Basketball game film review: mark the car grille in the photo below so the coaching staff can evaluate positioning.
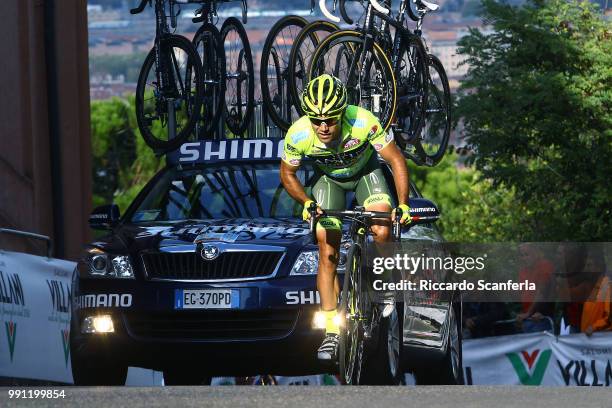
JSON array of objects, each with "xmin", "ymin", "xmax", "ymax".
[
  {"xmin": 141, "ymin": 251, "xmax": 284, "ymax": 280},
  {"xmin": 124, "ymin": 309, "xmax": 299, "ymax": 341}
]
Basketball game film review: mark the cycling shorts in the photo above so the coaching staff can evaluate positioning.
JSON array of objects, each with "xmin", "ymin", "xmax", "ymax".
[{"xmin": 311, "ymin": 154, "xmax": 393, "ymax": 231}]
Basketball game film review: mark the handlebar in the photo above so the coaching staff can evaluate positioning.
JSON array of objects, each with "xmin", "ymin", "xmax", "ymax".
[
  {"xmin": 307, "ymin": 203, "xmax": 403, "ymax": 243},
  {"xmin": 338, "ymin": 0, "xmax": 353, "ymax": 24},
  {"xmin": 319, "ymin": 0, "xmax": 341, "ymax": 23},
  {"xmin": 370, "ymin": 0, "xmax": 390, "ymax": 15},
  {"xmin": 130, "ymin": 0, "xmax": 150, "ymax": 14},
  {"xmin": 406, "ymin": 0, "xmax": 440, "ymax": 22}
]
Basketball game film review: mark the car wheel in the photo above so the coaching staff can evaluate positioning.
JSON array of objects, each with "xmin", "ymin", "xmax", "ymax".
[
  {"xmin": 360, "ymin": 305, "xmax": 403, "ymax": 385},
  {"xmin": 414, "ymin": 302, "xmax": 463, "ymax": 385},
  {"xmin": 71, "ymin": 347, "xmax": 127, "ymax": 386},
  {"xmin": 163, "ymin": 368, "xmax": 212, "ymax": 386}
]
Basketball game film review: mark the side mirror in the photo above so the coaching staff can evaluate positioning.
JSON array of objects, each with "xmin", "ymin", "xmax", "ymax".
[
  {"xmin": 408, "ymin": 197, "xmax": 440, "ymax": 225},
  {"xmin": 89, "ymin": 204, "xmax": 120, "ymax": 230}
]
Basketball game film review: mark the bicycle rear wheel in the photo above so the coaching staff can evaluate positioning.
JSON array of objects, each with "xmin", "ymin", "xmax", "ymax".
[
  {"xmin": 221, "ymin": 17, "xmax": 255, "ymax": 136},
  {"xmin": 414, "ymin": 54, "xmax": 451, "ymax": 166},
  {"xmin": 261, "ymin": 15, "xmax": 308, "ymax": 132},
  {"xmin": 393, "ymin": 34, "xmax": 428, "ymax": 151},
  {"xmin": 192, "ymin": 23, "xmax": 226, "ymax": 139},
  {"xmin": 135, "ymin": 34, "xmax": 203, "ymax": 152},
  {"xmin": 339, "ymin": 244, "xmax": 365, "ymax": 385},
  {"xmin": 288, "ymin": 20, "xmax": 338, "ymax": 117},
  {"xmin": 309, "ymin": 31, "xmax": 396, "ymax": 131}
]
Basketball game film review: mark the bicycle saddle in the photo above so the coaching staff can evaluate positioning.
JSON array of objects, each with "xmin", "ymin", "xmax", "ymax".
[{"xmin": 415, "ymin": 0, "xmax": 440, "ymax": 11}]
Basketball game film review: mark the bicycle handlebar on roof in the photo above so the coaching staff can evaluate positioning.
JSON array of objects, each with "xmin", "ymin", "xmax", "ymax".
[{"xmin": 130, "ymin": 0, "xmax": 150, "ymax": 14}]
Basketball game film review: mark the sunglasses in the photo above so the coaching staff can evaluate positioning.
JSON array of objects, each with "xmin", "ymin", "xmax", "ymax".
[{"xmin": 310, "ymin": 117, "xmax": 339, "ymax": 127}]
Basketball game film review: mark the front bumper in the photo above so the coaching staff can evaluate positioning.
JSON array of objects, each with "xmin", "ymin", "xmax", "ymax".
[{"xmin": 70, "ymin": 275, "xmax": 327, "ymax": 376}]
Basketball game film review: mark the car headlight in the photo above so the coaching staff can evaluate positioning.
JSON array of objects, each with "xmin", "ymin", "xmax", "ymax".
[
  {"xmin": 82, "ymin": 248, "xmax": 134, "ymax": 279},
  {"xmin": 289, "ymin": 249, "xmax": 347, "ymax": 276}
]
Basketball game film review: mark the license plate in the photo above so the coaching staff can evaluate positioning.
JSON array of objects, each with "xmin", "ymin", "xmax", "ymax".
[{"xmin": 174, "ymin": 289, "xmax": 239, "ymax": 309}]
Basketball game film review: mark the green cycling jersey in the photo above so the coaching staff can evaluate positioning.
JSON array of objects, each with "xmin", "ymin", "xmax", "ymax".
[{"xmin": 281, "ymin": 105, "xmax": 393, "ymax": 179}]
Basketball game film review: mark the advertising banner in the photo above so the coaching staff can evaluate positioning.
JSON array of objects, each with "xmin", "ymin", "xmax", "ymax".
[
  {"xmin": 0, "ymin": 250, "xmax": 74, "ymax": 383},
  {"xmin": 463, "ymin": 332, "xmax": 612, "ymax": 386}
]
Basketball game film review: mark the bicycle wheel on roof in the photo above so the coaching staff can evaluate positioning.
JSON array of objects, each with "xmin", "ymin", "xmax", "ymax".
[
  {"xmin": 309, "ymin": 30, "xmax": 396, "ymax": 131},
  {"xmin": 135, "ymin": 34, "xmax": 203, "ymax": 152}
]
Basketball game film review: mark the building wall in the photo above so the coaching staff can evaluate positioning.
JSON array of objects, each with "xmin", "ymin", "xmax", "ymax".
[{"xmin": 0, "ymin": 0, "xmax": 91, "ymax": 260}]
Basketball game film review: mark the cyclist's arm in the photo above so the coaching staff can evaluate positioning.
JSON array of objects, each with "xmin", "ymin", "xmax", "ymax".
[
  {"xmin": 280, "ymin": 161, "xmax": 312, "ymax": 205},
  {"xmin": 378, "ymin": 142, "xmax": 410, "ymax": 206}
]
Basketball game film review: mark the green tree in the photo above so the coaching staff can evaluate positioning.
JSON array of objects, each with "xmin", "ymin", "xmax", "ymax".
[
  {"xmin": 455, "ymin": 0, "xmax": 611, "ymax": 241},
  {"xmin": 91, "ymin": 96, "xmax": 164, "ymax": 214},
  {"xmin": 409, "ymin": 153, "xmax": 528, "ymax": 242},
  {"xmin": 91, "ymin": 98, "xmax": 136, "ymax": 207}
]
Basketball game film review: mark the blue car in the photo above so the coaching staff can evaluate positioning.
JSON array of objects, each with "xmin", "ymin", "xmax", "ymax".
[{"xmin": 70, "ymin": 138, "xmax": 462, "ymax": 385}]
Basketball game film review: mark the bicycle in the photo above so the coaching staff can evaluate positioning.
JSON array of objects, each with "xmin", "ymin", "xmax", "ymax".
[
  {"xmin": 131, "ymin": 0, "xmax": 204, "ymax": 152},
  {"xmin": 219, "ymin": 1, "xmax": 254, "ymax": 136},
  {"xmin": 260, "ymin": 15, "xmax": 310, "ymax": 132},
  {"xmin": 307, "ymin": 204, "xmax": 406, "ymax": 384},
  {"xmin": 310, "ymin": 0, "xmax": 451, "ymax": 166},
  {"xmin": 189, "ymin": 1, "xmax": 227, "ymax": 139},
  {"xmin": 287, "ymin": 20, "xmax": 340, "ymax": 118}
]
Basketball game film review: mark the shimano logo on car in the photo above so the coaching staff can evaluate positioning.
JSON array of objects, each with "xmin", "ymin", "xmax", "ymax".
[
  {"xmin": 176, "ymin": 139, "xmax": 284, "ymax": 163},
  {"xmin": 75, "ymin": 294, "xmax": 132, "ymax": 308},
  {"xmin": 411, "ymin": 207, "xmax": 437, "ymax": 213}
]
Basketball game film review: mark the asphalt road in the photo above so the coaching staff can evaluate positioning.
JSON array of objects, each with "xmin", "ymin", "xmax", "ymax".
[{"xmin": 1, "ymin": 386, "xmax": 611, "ymax": 408}]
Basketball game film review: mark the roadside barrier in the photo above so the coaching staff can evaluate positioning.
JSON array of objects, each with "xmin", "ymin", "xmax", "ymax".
[{"xmin": 1, "ymin": 247, "xmax": 609, "ymax": 385}]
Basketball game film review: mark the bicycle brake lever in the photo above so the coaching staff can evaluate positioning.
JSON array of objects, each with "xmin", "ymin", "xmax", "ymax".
[{"xmin": 393, "ymin": 207, "xmax": 402, "ymax": 240}]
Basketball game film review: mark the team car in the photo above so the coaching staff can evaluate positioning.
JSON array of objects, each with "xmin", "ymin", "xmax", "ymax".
[{"xmin": 70, "ymin": 138, "xmax": 463, "ymax": 385}]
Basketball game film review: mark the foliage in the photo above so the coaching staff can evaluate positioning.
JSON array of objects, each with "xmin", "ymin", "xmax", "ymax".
[
  {"xmin": 91, "ymin": 96, "xmax": 164, "ymax": 214},
  {"xmin": 409, "ymin": 153, "xmax": 528, "ymax": 242},
  {"xmin": 455, "ymin": 0, "xmax": 611, "ymax": 241}
]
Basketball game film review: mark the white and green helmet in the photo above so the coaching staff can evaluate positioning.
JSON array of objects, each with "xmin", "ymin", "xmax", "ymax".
[{"xmin": 301, "ymin": 74, "xmax": 348, "ymax": 119}]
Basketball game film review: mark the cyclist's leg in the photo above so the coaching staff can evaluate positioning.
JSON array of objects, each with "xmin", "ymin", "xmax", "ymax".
[
  {"xmin": 355, "ymin": 159, "xmax": 394, "ymax": 243},
  {"xmin": 312, "ymin": 174, "xmax": 345, "ymax": 324},
  {"xmin": 356, "ymin": 159, "xmax": 395, "ymax": 312}
]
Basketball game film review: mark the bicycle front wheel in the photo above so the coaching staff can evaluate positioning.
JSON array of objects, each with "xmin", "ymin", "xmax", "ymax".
[
  {"xmin": 339, "ymin": 244, "xmax": 365, "ymax": 385},
  {"xmin": 309, "ymin": 30, "xmax": 396, "ymax": 131},
  {"xmin": 135, "ymin": 35, "xmax": 203, "ymax": 152},
  {"xmin": 221, "ymin": 17, "xmax": 255, "ymax": 136}
]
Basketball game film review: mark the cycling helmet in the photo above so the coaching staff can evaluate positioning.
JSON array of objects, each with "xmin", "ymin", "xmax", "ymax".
[{"xmin": 301, "ymin": 74, "xmax": 347, "ymax": 119}]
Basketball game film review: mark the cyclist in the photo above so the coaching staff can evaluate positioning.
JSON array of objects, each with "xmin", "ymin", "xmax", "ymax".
[{"xmin": 279, "ymin": 74, "xmax": 411, "ymax": 362}]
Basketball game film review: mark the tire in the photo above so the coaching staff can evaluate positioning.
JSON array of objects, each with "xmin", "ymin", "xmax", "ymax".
[
  {"xmin": 339, "ymin": 244, "xmax": 365, "ymax": 385},
  {"xmin": 163, "ymin": 368, "xmax": 212, "ymax": 386},
  {"xmin": 393, "ymin": 34, "xmax": 429, "ymax": 153},
  {"xmin": 135, "ymin": 34, "xmax": 203, "ymax": 152},
  {"xmin": 288, "ymin": 20, "xmax": 339, "ymax": 116},
  {"xmin": 309, "ymin": 30, "xmax": 397, "ymax": 131},
  {"xmin": 220, "ymin": 17, "xmax": 255, "ymax": 136},
  {"xmin": 192, "ymin": 23, "xmax": 226, "ymax": 139},
  {"xmin": 414, "ymin": 301, "xmax": 464, "ymax": 385},
  {"xmin": 414, "ymin": 54, "xmax": 451, "ymax": 166},
  {"xmin": 70, "ymin": 344, "xmax": 127, "ymax": 385},
  {"xmin": 260, "ymin": 15, "xmax": 308, "ymax": 132},
  {"xmin": 360, "ymin": 305, "xmax": 403, "ymax": 385}
]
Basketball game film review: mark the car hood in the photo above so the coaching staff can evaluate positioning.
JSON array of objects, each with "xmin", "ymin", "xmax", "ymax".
[{"xmin": 95, "ymin": 218, "xmax": 317, "ymax": 254}]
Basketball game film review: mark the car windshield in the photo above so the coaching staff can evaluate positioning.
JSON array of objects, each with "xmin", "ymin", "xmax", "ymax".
[{"xmin": 129, "ymin": 164, "xmax": 320, "ymax": 222}]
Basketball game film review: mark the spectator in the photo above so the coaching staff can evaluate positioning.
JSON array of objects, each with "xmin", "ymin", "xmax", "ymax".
[
  {"xmin": 463, "ymin": 302, "xmax": 506, "ymax": 339},
  {"xmin": 554, "ymin": 243, "xmax": 600, "ymax": 334},
  {"xmin": 515, "ymin": 244, "xmax": 555, "ymax": 333},
  {"xmin": 581, "ymin": 247, "xmax": 611, "ymax": 336}
]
